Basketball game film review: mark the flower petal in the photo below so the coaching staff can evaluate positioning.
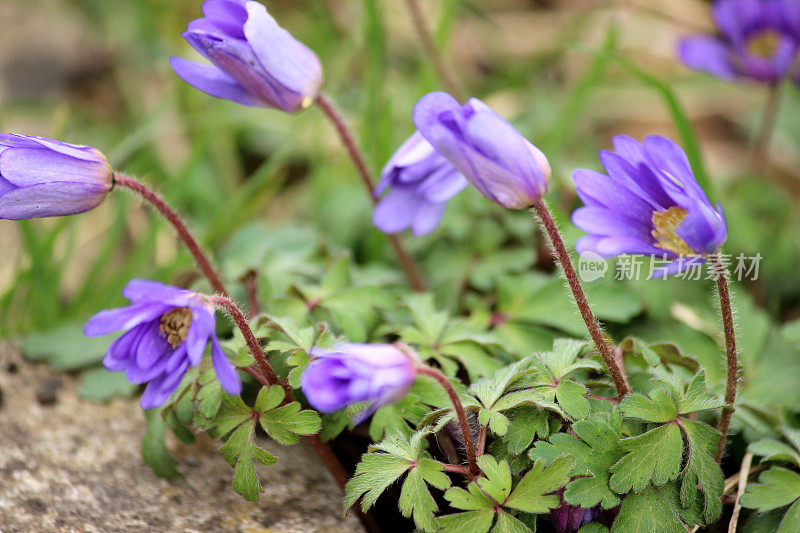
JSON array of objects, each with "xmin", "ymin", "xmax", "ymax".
[
  {"xmin": 0, "ymin": 181, "xmax": 108, "ymax": 220},
  {"xmin": 211, "ymin": 336, "xmax": 242, "ymax": 395},
  {"xmin": 170, "ymin": 56, "xmax": 262, "ymax": 107},
  {"xmin": 84, "ymin": 303, "xmax": 168, "ymax": 337},
  {"xmin": 678, "ymin": 36, "xmax": 737, "ymax": 79}
]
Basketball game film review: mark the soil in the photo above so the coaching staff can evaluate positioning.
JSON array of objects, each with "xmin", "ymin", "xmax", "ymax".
[{"xmin": 0, "ymin": 343, "xmax": 361, "ymax": 533}]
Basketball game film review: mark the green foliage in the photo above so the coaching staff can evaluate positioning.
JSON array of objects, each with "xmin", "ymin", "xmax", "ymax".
[
  {"xmin": 741, "ymin": 467, "xmax": 800, "ymax": 531},
  {"xmin": 530, "ymin": 418, "xmax": 624, "ymax": 509},
  {"xmin": 346, "ymin": 429, "xmax": 451, "ymax": 532},
  {"xmin": 439, "ymin": 455, "xmax": 573, "ymax": 532}
]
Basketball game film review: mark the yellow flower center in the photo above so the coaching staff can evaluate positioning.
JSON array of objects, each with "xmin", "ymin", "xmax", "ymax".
[
  {"xmin": 747, "ymin": 30, "xmax": 781, "ymax": 59},
  {"xmin": 651, "ymin": 207, "xmax": 693, "ymax": 256},
  {"xmin": 159, "ymin": 307, "xmax": 192, "ymax": 349}
]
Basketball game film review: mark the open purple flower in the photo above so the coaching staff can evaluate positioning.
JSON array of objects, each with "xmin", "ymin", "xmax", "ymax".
[
  {"xmin": 300, "ymin": 344, "xmax": 417, "ymax": 422},
  {"xmin": 84, "ymin": 279, "xmax": 242, "ymax": 409},
  {"xmin": 413, "ymin": 92, "xmax": 550, "ymax": 209},
  {"xmin": 171, "ymin": 0, "xmax": 322, "ymax": 111},
  {"xmin": 571, "ymin": 135, "xmax": 727, "ymax": 278},
  {"xmin": 679, "ymin": 0, "xmax": 800, "ymax": 84},
  {"xmin": 373, "ymin": 131, "xmax": 467, "ymax": 236},
  {"xmin": 0, "ymin": 134, "xmax": 112, "ymax": 220}
]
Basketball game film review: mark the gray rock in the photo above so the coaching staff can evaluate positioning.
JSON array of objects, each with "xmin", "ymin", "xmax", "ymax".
[{"xmin": 0, "ymin": 343, "xmax": 361, "ymax": 533}]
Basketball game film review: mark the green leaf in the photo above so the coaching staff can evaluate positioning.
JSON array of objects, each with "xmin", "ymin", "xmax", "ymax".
[
  {"xmin": 778, "ymin": 498, "xmax": 800, "ymax": 533},
  {"xmin": 345, "ymin": 454, "xmax": 411, "ymax": 511},
  {"xmin": 399, "ymin": 460, "xmax": 451, "ymax": 533},
  {"xmin": 555, "ymin": 380, "xmax": 590, "ymax": 420},
  {"xmin": 196, "ymin": 380, "xmax": 222, "ymax": 419},
  {"xmin": 437, "ymin": 510, "xmax": 495, "ymax": 533},
  {"xmin": 749, "ymin": 439, "xmax": 800, "ymax": 467},
  {"xmin": 503, "ymin": 407, "xmax": 550, "ymax": 455},
  {"xmin": 475, "ymin": 455, "xmax": 514, "ymax": 504},
  {"xmin": 676, "ymin": 371, "xmax": 725, "ymax": 414},
  {"xmin": 254, "ymin": 384, "xmax": 284, "ymax": 412},
  {"xmin": 77, "ymin": 366, "xmax": 137, "ymax": 401},
  {"xmin": 258, "ymin": 401, "xmax": 321, "ymax": 445},
  {"xmin": 529, "ymin": 419, "xmax": 623, "ymax": 509},
  {"xmin": 609, "ymin": 423, "xmax": 683, "ymax": 493},
  {"xmin": 741, "ymin": 467, "xmax": 800, "ymax": 512},
  {"xmin": 141, "ymin": 409, "xmax": 181, "ymax": 480},
  {"xmin": 611, "ymin": 484, "xmax": 689, "ymax": 533},
  {"xmin": 219, "ymin": 419, "xmax": 277, "ymax": 502},
  {"xmin": 679, "ymin": 419, "xmax": 723, "ymax": 523},
  {"xmin": 505, "ymin": 456, "xmax": 574, "ymax": 513},
  {"xmin": 619, "ymin": 389, "xmax": 678, "ymax": 423},
  {"xmin": 471, "ymin": 357, "xmax": 537, "ymax": 409},
  {"xmin": 493, "ymin": 511, "xmax": 533, "ymax": 533}
]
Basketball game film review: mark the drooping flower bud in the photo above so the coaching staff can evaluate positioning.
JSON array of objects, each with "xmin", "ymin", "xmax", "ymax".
[
  {"xmin": 373, "ymin": 131, "xmax": 467, "ymax": 236},
  {"xmin": 171, "ymin": 0, "xmax": 323, "ymax": 112},
  {"xmin": 300, "ymin": 343, "xmax": 417, "ymax": 422},
  {"xmin": 84, "ymin": 279, "xmax": 242, "ymax": 409},
  {"xmin": 0, "ymin": 134, "xmax": 112, "ymax": 220},
  {"xmin": 413, "ymin": 92, "xmax": 550, "ymax": 209}
]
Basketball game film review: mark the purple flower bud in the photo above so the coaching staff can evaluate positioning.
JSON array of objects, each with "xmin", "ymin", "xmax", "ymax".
[
  {"xmin": 373, "ymin": 131, "xmax": 467, "ymax": 236},
  {"xmin": 550, "ymin": 501, "xmax": 599, "ymax": 533},
  {"xmin": 0, "ymin": 134, "xmax": 112, "ymax": 220},
  {"xmin": 678, "ymin": 0, "xmax": 800, "ymax": 85},
  {"xmin": 571, "ymin": 135, "xmax": 727, "ymax": 278},
  {"xmin": 171, "ymin": 0, "xmax": 322, "ymax": 112},
  {"xmin": 84, "ymin": 279, "xmax": 242, "ymax": 409},
  {"xmin": 300, "ymin": 344, "xmax": 417, "ymax": 422},
  {"xmin": 412, "ymin": 92, "xmax": 550, "ymax": 209}
]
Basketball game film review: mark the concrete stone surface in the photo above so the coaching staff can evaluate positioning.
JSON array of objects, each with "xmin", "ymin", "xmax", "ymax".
[{"xmin": 0, "ymin": 344, "xmax": 361, "ymax": 533}]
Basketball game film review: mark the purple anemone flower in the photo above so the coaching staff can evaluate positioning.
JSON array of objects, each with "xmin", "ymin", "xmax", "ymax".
[
  {"xmin": 679, "ymin": 0, "xmax": 800, "ymax": 84},
  {"xmin": 300, "ymin": 344, "xmax": 417, "ymax": 423},
  {"xmin": 373, "ymin": 131, "xmax": 467, "ymax": 236},
  {"xmin": 84, "ymin": 279, "xmax": 242, "ymax": 409},
  {"xmin": 171, "ymin": 0, "xmax": 322, "ymax": 111},
  {"xmin": 0, "ymin": 134, "xmax": 112, "ymax": 220},
  {"xmin": 412, "ymin": 92, "xmax": 550, "ymax": 209},
  {"xmin": 571, "ymin": 135, "xmax": 727, "ymax": 278}
]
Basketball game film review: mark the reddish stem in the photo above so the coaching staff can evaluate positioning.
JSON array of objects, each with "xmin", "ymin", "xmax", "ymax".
[
  {"xmin": 241, "ymin": 269, "xmax": 260, "ymax": 315},
  {"xmin": 712, "ymin": 254, "xmax": 738, "ymax": 463},
  {"xmin": 476, "ymin": 425, "xmax": 487, "ymax": 457},
  {"xmin": 533, "ymin": 201, "xmax": 631, "ymax": 398},
  {"xmin": 442, "ymin": 463, "xmax": 472, "ymax": 475},
  {"xmin": 415, "ymin": 366, "xmax": 479, "ymax": 476},
  {"xmin": 114, "ymin": 174, "xmax": 227, "ymax": 296},
  {"xmin": 208, "ymin": 295, "xmax": 288, "ymax": 394},
  {"xmin": 315, "ymin": 92, "xmax": 427, "ymax": 292}
]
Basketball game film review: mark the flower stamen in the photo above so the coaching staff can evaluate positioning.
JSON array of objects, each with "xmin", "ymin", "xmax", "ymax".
[
  {"xmin": 652, "ymin": 206, "xmax": 693, "ymax": 256},
  {"xmin": 747, "ymin": 30, "xmax": 781, "ymax": 59},
  {"xmin": 159, "ymin": 307, "xmax": 192, "ymax": 348}
]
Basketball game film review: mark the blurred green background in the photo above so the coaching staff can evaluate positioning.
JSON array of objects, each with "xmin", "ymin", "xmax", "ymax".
[{"xmin": 3, "ymin": 0, "xmax": 800, "ymax": 412}]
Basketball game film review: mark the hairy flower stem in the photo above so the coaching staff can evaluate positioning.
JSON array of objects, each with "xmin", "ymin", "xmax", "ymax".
[
  {"xmin": 208, "ymin": 295, "xmax": 288, "ymax": 393},
  {"xmin": 415, "ymin": 365, "xmax": 480, "ymax": 476},
  {"xmin": 403, "ymin": 0, "xmax": 464, "ymax": 101},
  {"xmin": 711, "ymin": 254, "xmax": 738, "ymax": 463},
  {"xmin": 751, "ymin": 82, "xmax": 781, "ymax": 174},
  {"xmin": 532, "ymin": 201, "xmax": 631, "ymax": 398},
  {"xmin": 114, "ymin": 174, "xmax": 227, "ymax": 296},
  {"xmin": 315, "ymin": 92, "xmax": 427, "ymax": 292}
]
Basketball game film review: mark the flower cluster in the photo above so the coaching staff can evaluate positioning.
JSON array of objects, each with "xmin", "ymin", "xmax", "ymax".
[{"xmin": 85, "ymin": 279, "xmax": 242, "ymax": 409}]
